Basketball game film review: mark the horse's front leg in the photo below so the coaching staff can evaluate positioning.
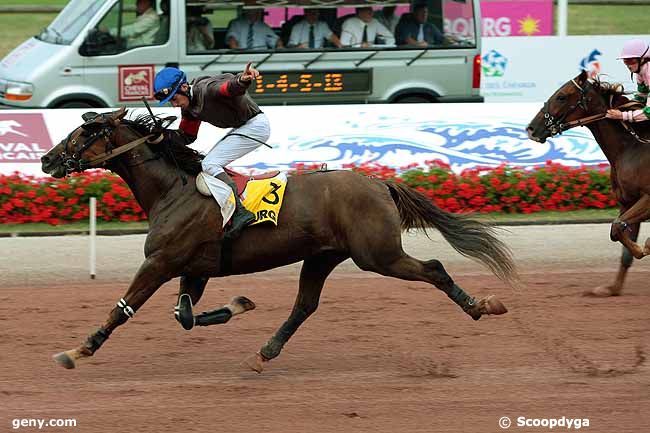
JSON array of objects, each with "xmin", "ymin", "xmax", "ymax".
[
  {"xmin": 53, "ymin": 256, "xmax": 174, "ymax": 369},
  {"xmin": 610, "ymin": 195, "xmax": 650, "ymax": 259},
  {"xmin": 175, "ymin": 276, "xmax": 256, "ymax": 331}
]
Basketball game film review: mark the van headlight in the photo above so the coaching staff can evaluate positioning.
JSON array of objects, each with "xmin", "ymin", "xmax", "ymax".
[{"xmin": 0, "ymin": 79, "xmax": 34, "ymax": 101}]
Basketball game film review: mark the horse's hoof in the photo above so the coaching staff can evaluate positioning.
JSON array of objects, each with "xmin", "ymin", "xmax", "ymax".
[
  {"xmin": 242, "ymin": 352, "xmax": 265, "ymax": 373},
  {"xmin": 174, "ymin": 293, "xmax": 195, "ymax": 331},
  {"xmin": 585, "ymin": 286, "xmax": 621, "ymax": 297},
  {"xmin": 230, "ymin": 296, "xmax": 256, "ymax": 316},
  {"xmin": 483, "ymin": 295, "xmax": 508, "ymax": 315},
  {"xmin": 643, "ymin": 238, "xmax": 650, "ymax": 256},
  {"xmin": 53, "ymin": 351, "xmax": 76, "ymax": 369},
  {"xmin": 466, "ymin": 295, "xmax": 507, "ymax": 320}
]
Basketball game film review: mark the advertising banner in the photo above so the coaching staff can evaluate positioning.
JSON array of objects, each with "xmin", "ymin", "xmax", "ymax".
[
  {"xmin": 481, "ymin": 0, "xmax": 553, "ymax": 37},
  {"xmin": 0, "ymin": 113, "xmax": 53, "ymax": 163},
  {"xmin": 0, "ymin": 103, "xmax": 606, "ymax": 177},
  {"xmin": 481, "ymin": 34, "xmax": 650, "ymax": 102}
]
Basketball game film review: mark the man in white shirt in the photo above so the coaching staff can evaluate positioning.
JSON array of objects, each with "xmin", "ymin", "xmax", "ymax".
[
  {"xmin": 289, "ymin": 9, "xmax": 342, "ymax": 49},
  {"xmin": 226, "ymin": 9, "xmax": 282, "ymax": 49},
  {"xmin": 340, "ymin": 7, "xmax": 395, "ymax": 48},
  {"xmin": 110, "ymin": 0, "xmax": 160, "ymax": 48}
]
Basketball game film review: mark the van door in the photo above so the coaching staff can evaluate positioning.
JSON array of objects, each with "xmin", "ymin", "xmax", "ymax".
[{"xmin": 79, "ymin": 0, "xmax": 177, "ymax": 107}]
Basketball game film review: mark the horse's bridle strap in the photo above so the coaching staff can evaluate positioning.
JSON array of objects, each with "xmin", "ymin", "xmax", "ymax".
[{"xmin": 85, "ymin": 134, "xmax": 156, "ymax": 168}]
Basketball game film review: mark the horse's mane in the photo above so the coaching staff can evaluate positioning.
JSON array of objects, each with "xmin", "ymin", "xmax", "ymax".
[
  {"xmin": 590, "ymin": 76, "xmax": 629, "ymax": 106},
  {"xmin": 589, "ymin": 77, "xmax": 650, "ymax": 137},
  {"xmin": 121, "ymin": 114, "xmax": 204, "ymax": 175}
]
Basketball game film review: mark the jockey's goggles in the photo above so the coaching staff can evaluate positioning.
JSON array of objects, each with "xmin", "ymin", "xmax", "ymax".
[{"xmin": 154, "ymin": 74, "xmax": 187, "ymax": 104}]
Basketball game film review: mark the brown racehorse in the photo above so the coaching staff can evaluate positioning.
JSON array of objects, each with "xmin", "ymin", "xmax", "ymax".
[
  {"xmin": 41, "ymin": 108, "xmax": 516, "ymax": 372},
  {"xmin": 527, "ymin": 70, "xmax": 650, "ymax": 297}
]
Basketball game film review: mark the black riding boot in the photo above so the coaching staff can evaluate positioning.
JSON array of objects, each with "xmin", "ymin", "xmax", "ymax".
[{"xmin": 215, "ymin": 172, "xmax": 255, "ymax": 240}]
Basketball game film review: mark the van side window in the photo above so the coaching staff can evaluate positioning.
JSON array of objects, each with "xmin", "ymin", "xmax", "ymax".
[{"xmin": 82, "ymin": 0, "xmax": 169, "ymax": 56}]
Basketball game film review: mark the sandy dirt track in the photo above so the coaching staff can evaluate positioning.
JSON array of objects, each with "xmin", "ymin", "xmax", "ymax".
[{"xmin": 0, "ymin": 224, "xmax": 649, "ymax": 433}]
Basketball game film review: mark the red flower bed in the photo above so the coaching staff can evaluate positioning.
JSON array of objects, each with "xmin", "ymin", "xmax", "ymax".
[{"xmin": 0, "ymin": 161, "xmax": 616, "ymax": 225}]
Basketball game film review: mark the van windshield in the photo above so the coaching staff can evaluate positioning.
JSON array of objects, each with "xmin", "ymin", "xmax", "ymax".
[{"xmin": 37, "ymin": 0, "xmax": 109, "ymax": 45}]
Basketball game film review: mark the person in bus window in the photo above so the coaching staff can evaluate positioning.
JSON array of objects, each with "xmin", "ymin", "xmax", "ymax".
[
  {"xmin": 375, "ymin": 6, "xmax": 400, "ymax": 34},
  {"xmin": 187, "ymin": 6, "xmax": 214, "ymax": 52},
  {"xmin": 105, "ymin": 0, "xmax": 160, "ymax": 48},
  {"xmin": 396, "ymin": 4, "xmax": 444, "ymax": 47},
  {"xmin": 288, "ymin": 9, "xmax": 342, "ymax": 49},
  {"xmin": 226, "ymin": 9, "xmax": 282, "ymax": 49},
  {"xmin": 340, "ymin": 7, "xmax": 395, "ymax": 48},
  {"xmin": 606, "ymin": 39, "xmax": 650, "ymax": 123}
]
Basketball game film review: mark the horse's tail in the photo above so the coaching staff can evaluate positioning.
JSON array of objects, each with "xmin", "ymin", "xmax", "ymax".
[{"xmin": 384, "ymin": 181, "xmax": 517, "ymax": 285}]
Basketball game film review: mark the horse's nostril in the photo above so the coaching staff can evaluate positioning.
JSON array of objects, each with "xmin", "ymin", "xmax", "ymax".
[{"xmin": 41, "ymin": 155, "xmax": 50, "ymax": 164}]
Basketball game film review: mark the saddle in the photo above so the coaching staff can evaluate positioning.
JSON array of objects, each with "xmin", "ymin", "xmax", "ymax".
[{"xmin": 224, "ymin": 167, "xmax": 280, "ymax": 197}]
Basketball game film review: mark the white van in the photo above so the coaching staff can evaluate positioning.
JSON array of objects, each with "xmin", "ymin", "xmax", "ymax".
[{"xmin": 0, "ymin": 0, "xmax": 483, "ymax": 108}]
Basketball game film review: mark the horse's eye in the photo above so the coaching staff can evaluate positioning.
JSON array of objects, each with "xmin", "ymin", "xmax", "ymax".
[{"xmin": 557, "ymin": 95, "xmax": 567, "ymax": 102}]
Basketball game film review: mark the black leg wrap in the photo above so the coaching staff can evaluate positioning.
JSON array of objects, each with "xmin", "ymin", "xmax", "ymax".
[
  {"xmin": 194, "ymin": 307, "xmax": 232, "ymax": 326},
  {"xmin": 622, "ymin": 246, "xmax": 634, "ymax": 267},
  {"xmin": 447, "ymin": 284, "xmax": 477, "ymax": 313},
  {"xmin": 260, "ymin": 337, "xmax": 283, "ymax": 360},
  {"xmin": 174, "ymin": 293, "xmax": 195, "ymax": 331},
  {"xmin": 83, "ymin": 327, "xmax": 111, "ymax": 355}
]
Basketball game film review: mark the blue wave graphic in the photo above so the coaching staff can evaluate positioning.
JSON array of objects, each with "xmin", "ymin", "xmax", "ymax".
[{"xmin": 238, "ymin": 119, "xmax": 607, "ymax": 173}]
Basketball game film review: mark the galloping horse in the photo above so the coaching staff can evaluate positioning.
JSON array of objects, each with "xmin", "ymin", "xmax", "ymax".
[
  {"xmin": 42, "ymin": 108, "xmax": 516, "ymax": 372},
  {"xmin": 527, "ymin": 70, "xmax": 650, "ymax": 296}
]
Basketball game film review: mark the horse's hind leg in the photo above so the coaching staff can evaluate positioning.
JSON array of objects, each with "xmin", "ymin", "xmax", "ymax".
[
  {"xmin": 244, "ymin": 251, "xmax": 347, "ymax": 373},
  {"xmin": 175, "ymin": 276, "xmax": 256, "ymax": 331},
  {"xmin": 355, "ymin": 251, "xmax": 506, "ymax": 320}
]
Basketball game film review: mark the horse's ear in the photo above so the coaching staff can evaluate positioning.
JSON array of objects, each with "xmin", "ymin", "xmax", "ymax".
[
  {"xmin": 112, "ymin": 106, "xmax": 128, "ymax": 121},
  {"xmin": 577, "ymin": 69, "xmax": 588, "ymax": 83},
  {"xmin": 81, "ymin": 111, "xmax": 99, "ymax": 122}
]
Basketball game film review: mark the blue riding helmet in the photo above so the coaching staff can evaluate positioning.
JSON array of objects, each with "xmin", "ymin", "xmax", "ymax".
[{"xmin": 153, "ymin": 67, "xmax": 188, "ymax": 105}]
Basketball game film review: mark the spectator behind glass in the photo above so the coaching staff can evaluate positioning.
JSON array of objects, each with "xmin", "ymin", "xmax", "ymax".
[
  {"xmin": 226, "ymin": 9, "xmax": 282, "ymax": 49},
  {"xmin": 396, "ymin": 4, "xmax": 444, "ymax": 47},
  {"xmin": 103, "ymin": 0, "xmax": 160, "ymax": 48},
  {"xmin": 289, "ymin": 9, "xmax": 342, "ymax": 49},
  {"xmin": 340, "ymin": 7, "xmax": 395, "ymax": 48},
  {"xmin": 375, "ymin": 6, "xmax": 400, "ymax": 33},
  {"xmin": 187, "ymin": 6, "xmax": 214, "ymax": 52}
]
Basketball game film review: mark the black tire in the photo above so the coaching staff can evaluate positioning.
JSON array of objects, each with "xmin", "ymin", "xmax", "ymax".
[
  {"xmin": 56, "ymin": 100, "xmax": 96, "ymax": 109},
  {"xmin": 393, "ymin": 95, "xmax": 434, "ymax": 103}
]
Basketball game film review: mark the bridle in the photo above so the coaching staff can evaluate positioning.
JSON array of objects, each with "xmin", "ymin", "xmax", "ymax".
[
  {"xmin": 541, "ymin": 78, "xmax": 647, "ymax": 140},
  {"xmin": 60, "ymin": 114, "xmax": 157, "ymax": 174},
  {"xmin": 541, "ymin": 79, "xmax": 594, "ymax": 135}
]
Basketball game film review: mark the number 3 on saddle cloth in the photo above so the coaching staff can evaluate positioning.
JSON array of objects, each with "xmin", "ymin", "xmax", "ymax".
[{"xmin": 196, "ymin": 168, "xmax": 287, "ymax": 228}]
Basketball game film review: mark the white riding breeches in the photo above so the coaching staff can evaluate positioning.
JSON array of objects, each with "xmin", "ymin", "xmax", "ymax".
[{"xmin": 201, "ymin": 113, "xmax": 270, "ymax": 176}]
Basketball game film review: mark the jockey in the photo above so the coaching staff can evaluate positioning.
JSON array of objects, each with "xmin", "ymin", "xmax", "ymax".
[
  {"xmin": 606, "ymin": 39, "xmax": 650, "ymax": 123},
  {"xmin": 153, "ymin": 64, "xmax": 269, "ymax": 240}
]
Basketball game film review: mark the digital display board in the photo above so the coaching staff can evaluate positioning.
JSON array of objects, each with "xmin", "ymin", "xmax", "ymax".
[{"xmin": 251, "ymin": 70, "xmax": 371, "ymax": 95}]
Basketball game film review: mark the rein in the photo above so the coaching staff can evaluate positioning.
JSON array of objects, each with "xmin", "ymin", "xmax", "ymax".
[{"xmin": 544, "ymin": 79, "xmax": 650, "ymax": 143}]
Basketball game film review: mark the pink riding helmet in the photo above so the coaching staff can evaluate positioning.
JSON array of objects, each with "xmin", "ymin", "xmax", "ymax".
[{"xmin": 617, "ymin": 39, "xmax": 650, "ymax": 59}]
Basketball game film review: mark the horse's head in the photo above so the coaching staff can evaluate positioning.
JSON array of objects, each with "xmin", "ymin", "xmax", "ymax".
[
  {"xmin": 41, "ymin": 107, "xmax": 128, "ymax": 178},
  {"xmin": 527, "ymin": 70, "xmax": 609, "ymax": 143}
]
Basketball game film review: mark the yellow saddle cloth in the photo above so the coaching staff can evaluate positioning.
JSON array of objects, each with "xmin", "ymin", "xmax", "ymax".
[{"xmin": 240, "ymin": 172, "xmax": 288, "ymax": 226}]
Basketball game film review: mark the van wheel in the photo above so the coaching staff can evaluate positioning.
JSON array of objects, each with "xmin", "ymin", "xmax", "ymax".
[
  {"xmin": 393, "ymin": 95, "xmax": 435, "ymax": 103},
  {"xmin": 56, "ymin": 101, "xmax": 96, "ymax": 108}
]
